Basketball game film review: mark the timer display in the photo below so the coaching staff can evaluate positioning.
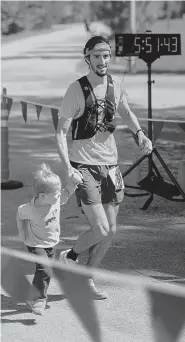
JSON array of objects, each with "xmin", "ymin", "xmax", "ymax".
[{"xmin": 115, "ymin": 33, "xmax": 181, "ymax": 58}]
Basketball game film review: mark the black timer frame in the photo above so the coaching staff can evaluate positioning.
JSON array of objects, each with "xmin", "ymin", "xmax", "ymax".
[{"xmin": 115, "ymin": 32, "xmax": 185, "ymax": 210}]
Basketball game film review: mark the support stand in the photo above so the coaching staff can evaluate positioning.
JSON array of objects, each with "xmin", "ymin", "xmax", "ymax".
[
  {"xmin": 1, "ymin": 88, "xmax": 23, "ymax": 190},
  {"xmin": 122, "ymin": 58, "xmax": 185, "ymax": 209}
]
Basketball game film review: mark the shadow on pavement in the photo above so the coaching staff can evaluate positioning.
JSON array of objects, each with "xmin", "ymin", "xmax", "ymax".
[
  {"xmin": 1, "ymin": 294, "xmax": 20, "ymax": 310},
  {"xmin": 1, "ymin": 293, "xmax": 66, "ymax": 320},
  {"xmin": 1, "ymin": 294, "xmax": 36, "ymax": 325},
  {"xmin": 1, "ymin": 317, "xmax": 37, "ymax": 326},
  {"xmin": 78, "ymin": 238, "xmax": 185, "ymax": 280},
  {"xmin": 101, "ymin": 243, "xmax": 185, "ymax": 277},
  {"xmin": 47, "ymin": 294, "xmax": 66, "ymax": 302}
]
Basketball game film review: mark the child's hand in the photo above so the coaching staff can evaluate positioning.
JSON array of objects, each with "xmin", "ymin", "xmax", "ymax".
[
  {"xmin": 60, "ymin": 182, "xmax": 78, "ymax": 205},
  {"xmin": 65, "ymin": 182, "xmax": 77, "ymax": 195}
]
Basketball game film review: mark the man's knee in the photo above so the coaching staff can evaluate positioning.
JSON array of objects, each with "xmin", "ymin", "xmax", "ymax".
[
  {"xmin": 94, "ymin": 222, "xmax": 110, "ymax": 239},
  {"xmin": 109, "ymin": 225, "xmax": 117, "ymax": 236}
]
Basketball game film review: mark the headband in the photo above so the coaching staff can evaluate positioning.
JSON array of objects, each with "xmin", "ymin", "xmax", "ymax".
[{"xmin": 85, "ymin": 42, "xmax": 111, "ymax": 57}]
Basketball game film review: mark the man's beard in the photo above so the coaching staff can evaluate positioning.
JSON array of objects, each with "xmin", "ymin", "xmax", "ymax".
[{"xmin": 91, "ymin": 63, "xmax": 108, "ymax": 77}]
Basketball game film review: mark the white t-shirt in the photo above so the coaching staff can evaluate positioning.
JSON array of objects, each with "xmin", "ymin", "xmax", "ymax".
[
  {"xmin": 17, "ymin": 197, "xmax": 61, "ymax": 248},
  {"xmin": 59, "ymin": 74, "xmax": 129, "ymax": 165}
]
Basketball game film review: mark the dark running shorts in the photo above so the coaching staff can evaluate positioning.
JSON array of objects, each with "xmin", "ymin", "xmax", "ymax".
[{"xmin": 70, "ymin": 161, "xmax": 124, "ymax": 206}]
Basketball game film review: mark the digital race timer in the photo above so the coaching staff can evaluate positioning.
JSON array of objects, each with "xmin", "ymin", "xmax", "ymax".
[{"xmin": 115, "ymin": 33, "xmax": 181, "ymax": 62}]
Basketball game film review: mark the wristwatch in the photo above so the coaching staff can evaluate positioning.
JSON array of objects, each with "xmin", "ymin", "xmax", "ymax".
[{"xmin": 136, "ymin": 129, "xmax": 145, "ymax": 136}]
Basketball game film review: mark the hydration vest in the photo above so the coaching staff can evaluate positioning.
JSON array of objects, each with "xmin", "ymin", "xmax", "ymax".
[{"xmin": 72, "ymin": 74, "xmax": 116, "ymax": 140}]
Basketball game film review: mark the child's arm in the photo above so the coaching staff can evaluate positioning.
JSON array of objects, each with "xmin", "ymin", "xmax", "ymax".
[
  {"xmin": 60, "ymin": 178, "xmax": 79, "ymax": 205},
  {"xmin": 16, "ymin": 212, "xmax": 27, "ymax": 242},
  {"xmin": 16, "ymin": 203, "xmax": 30, "ymax": 242}
]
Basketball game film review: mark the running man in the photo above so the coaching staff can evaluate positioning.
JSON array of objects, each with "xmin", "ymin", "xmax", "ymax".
[{"xmin": 56, "ymin": 35, "xmax": 152, "ymax": 299}]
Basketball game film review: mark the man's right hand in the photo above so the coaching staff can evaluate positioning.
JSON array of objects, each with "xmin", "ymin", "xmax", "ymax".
[{"xmin": 69, "ymin": 168, "xmax": 83, "ymax": 186}]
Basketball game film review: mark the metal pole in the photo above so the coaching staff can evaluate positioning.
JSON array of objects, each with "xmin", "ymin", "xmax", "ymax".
[
  {"xmin": 130, "ymin": 0, "xmax": 136, "ymax": 33},
  {"xmin": 147, "ymin": 62, "xmax": 153, "ymax": 175},
  {"xmin": 129, "ymin": 0, "xmax": 136, "ymax": 73},
  {"xmin": 1, "ymin": 88, "xmax": 9, "ymax": 182},
  {"xmin": 166, "ymin": 1, "xmax": 171, "ymax": 32}
]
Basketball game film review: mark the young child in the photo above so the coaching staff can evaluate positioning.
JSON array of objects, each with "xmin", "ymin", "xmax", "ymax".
[{"xmin": 16, "ymin": 163, "xmax": 81, "ymax": 316}]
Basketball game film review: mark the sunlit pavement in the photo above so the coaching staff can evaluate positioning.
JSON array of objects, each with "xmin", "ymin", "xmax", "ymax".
[{"xmin": 0, "ymin": 280, "xmax": 168, "ymax": 342}]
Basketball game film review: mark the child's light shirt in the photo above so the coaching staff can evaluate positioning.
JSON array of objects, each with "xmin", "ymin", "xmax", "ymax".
[{"xmin": 17, "ymin": 190, "xmax": 69, "ymax": 248}]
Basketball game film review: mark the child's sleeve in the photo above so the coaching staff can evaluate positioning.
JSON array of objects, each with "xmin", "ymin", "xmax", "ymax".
[{"xmin": 16, "ymin": 203, "xmax": 31, "ymax": 242}]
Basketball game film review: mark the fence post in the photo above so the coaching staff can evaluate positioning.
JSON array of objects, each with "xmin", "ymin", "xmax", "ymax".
[
  {"xmin": 1, "ymin": 88, "xmax": 23, "ymax": 190},
  {"xmin": 177, "ymin": 160, "xmax": 185, "ymax": 192}
]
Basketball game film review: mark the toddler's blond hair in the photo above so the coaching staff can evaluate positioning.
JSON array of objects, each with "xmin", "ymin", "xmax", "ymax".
[{"xmin": 33, "ymin": 163, "xmax": 61, "ymax": 195}]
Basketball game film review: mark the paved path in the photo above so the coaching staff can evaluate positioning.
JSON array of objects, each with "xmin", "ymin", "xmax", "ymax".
[
  {"xmin": 0, "ymin": 279, "xmax": 160, "ymax": 342},
  {"xmin": 1, "ymin": 23, "xmax": 87, "ymax": 58}
]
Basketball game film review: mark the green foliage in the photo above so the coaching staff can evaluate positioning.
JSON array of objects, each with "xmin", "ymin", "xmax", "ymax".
[
  {"xmin": 1, "ymin": 1, "xmax": 90, "ymax": 35},
  {"xmin": 90, "ymin": 1, "xmax": 130, "ymax": 33},
  {"xmin": 89, "ymin": 1, "xmax": 185, "ymax": 35},
  {"xmin": 1, "ymin": 1, "xmax": 185, "ymax": 36},
  {"xmin": 1, "ymin": 1, "xmax": 53, "ymax": 34},
  {"xmin": 160, "ymin": 1, "xmax": 185, "ymax": 19}
]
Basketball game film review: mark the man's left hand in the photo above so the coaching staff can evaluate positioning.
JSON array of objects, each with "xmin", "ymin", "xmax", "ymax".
[{"xmin": 137, "ymin": 131, "xmax": 153, "ymax": 155}]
